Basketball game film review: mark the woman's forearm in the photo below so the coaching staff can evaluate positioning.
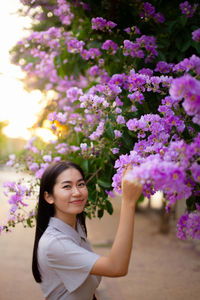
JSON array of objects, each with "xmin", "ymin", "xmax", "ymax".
[
  {"xmin": 91, "ymin": 200, "xmax": 136, "ymax": 277},
  {"xmin": 91, "ymin": 166, "xmax": 142, "ymax": 277},
  {"xmin": 108, "ymin": 200, "xmax": 136, "ymax": 276}
]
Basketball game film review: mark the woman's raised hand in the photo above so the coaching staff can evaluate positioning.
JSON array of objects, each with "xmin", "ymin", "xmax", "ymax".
[
  {"xmin": 91, "ymin": 164, "xmax": 143, "ymax": 278},
  {"xmin": 121, "ymin": 165, "xmax": 143, "ymax": 206}
]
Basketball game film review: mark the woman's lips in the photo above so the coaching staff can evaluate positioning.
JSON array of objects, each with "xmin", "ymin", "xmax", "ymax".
[{"xmin": 70, "ymin": 199, "xmax": 84, "ymax": 204}]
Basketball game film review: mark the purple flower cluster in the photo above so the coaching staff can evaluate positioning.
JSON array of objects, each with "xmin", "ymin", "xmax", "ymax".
[
  {"xmin": 192, "ymin": 28, "xmax": 200, "ymax": 42},
  {"xmin": 67, "ymin": 38, "xmax": 85, "ymax": 53},
  {"xmin": 25, "ymin": 27, "xmax": 62, "ymax": 50},
  {"xmin": 79, "ymin": 93, "xmax": 108, "ymax": 110},
  {"xmin": 116, "ymin": 115, "xmax": 126, "ymax": 124},
  {"xmin": 27, "ymin": 154, "xmax": 61, "ymax": 179},
  {"xmin": 112, "ymin": 148, "xmax": 119, "ymax": 154},
  {"xmin": 123, "ymin": 39, "xmax": 144, "ymax": 59},
  {"xmin": 3, "ymin": 181, "xmax": 31, "ymax": 214},
  {"xmin": 91, "ymin": 17, "xmax": 117, "ymax": 31},
  {"xmin": 128, "ymin": 91, "xmax": 144, "ymax": 104},
  {"xmin": 173, "ymin": 54, "xmax": 200, "ymax": 74},
  {"xmin": 109, "ymin": 74, "xmax": 126, "ymax": 86},
  {"xmin": 89, "ymin": 121, "xmax": 105, "ymax": 140},
  {"xmin": 35, "ymin": 163, "xmax": 50, "ymax": 179},
  {"xmin": 123, "ymin": 35, "xmax": 158, "ymax": 63},
  {"xmin": 66, "ymin": 87, "xmax": 83, "ymax": 102},
  {"xmin": 190, "ymin": 162, "xmax": 200, "ymax": 184},
  {"xmin": 124, "ymin": 26, "xmax": 141, "ymax": 35},
  {"xmin": 81, "ymin": 48, "xmax": 102, "ymax": 60},
  {"xmin": 112, "ymin": 87, "xmax": 199, "ymax": 209},
  {"xmin": 89, "ymin": 65, "xmax": 99, "ymax": 77},
  {"xmin": 155, "ymin": 61, "xmax": 174, "ymax": 74},
  {"xmin": 80, "ymin": 142, "xmax": 87, "ymax": 151},
  {"xmin": 6, "ymin": 154, "xmax": 16, "ymax": 167},
  {"xmin": 102, "ymin": 40, "xmax": 118, "ymax": 55},
  {"xmin": 54, "ymin": 0, "xmax": 74, "ymax": 25},
  {"xmin": 43, "ymin": 155, "xmax": 52, "ymax": 163},
  {"xmin": 177, "ymin": 204, "xmax": 200, "ymax": 240},
  {"xmin": 125, "ymin": 69, "xmax": 173, "ymax": 94},
  {"xmin": 114, "ymin": 130, "xmax": 122, "ymax": 138},
  {"xmin": 28, "ymin": 162, "xmax": 39, "ymax": 172},
  {"xmin": 68, "ymin": 113, "xmax": 82, "ymax": 125},
  {"xmin": 169, "ymin": 74, "xmax": 200, "ymax": 124},
  {"xmin": 179, "ymin": 1, "xmax": 198, "ymax": 18},
  {"xmin": 112, "ymin": 143, "xmax": 196, "ymax": 207},
  {"xmin": 55, "ymin": 142, "xmax": 68, "ymax": 154},
  {"xmin": 72, "ymin": 0, "xmax": 91, "ymax": 11},
  {"xmin": 48, "ymin": 111, "xmax": 67, "ymax": 124},
  {"xmin": 140, "ymin": 2, "xmax": 165, "ymax": 23},
  {"xmin": 24, "ymin": 137, "xmax": 39, "ymax": 154},
  {"xmin": 17, "ymin": 26, "xmax": 89, "ymax": 100},
  {"xmin": 139, "ymin": 68, "xmax": 153, "ymax": 76}
]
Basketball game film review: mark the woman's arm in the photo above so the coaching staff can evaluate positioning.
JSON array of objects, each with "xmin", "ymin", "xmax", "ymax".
[{"xmin": 90, "ymin": 166, "xmax": 143, "ymax": 277}]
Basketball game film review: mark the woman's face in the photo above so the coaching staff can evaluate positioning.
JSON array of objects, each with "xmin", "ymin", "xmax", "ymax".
[{"xmin": 45, "ymin": 167, "xmax": 88, "ymax": 224}]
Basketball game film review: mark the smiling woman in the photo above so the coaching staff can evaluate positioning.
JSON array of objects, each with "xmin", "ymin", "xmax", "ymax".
[
  {"xmin": 44, "ymin": 167, "xmax": 88, "ymax": 227},
  {"xmin": 32, "ymin": 160, "xmax": 143, "ymax": 300}
]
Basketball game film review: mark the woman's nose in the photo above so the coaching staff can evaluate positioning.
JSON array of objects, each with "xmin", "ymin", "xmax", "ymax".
[{"xmin": 72, "ymin": 186, "xmax": 81, "ymax": 195}]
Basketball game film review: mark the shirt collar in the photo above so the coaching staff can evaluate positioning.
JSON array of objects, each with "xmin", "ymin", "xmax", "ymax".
[{"xmin": 49, "ymin": 217, "xmax": 86, "ymax": 243}]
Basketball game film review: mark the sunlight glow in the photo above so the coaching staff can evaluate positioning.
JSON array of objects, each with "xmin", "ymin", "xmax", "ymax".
[
  {"xmin": 0, "ymin": 0, "xmax": 50, "ymax": 141},
  {"xmin": 1, "ymin": 75, "xmax": 44, "ymax": 140},
  {"xmin": 34, "ymin": 128, "xmax": 58, "ymax": 143}
]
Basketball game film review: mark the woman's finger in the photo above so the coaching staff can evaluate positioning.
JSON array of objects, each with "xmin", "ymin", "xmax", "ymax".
[{"xmin": 122, "ymin": 164, "xmax": 132, "ymax": 178}]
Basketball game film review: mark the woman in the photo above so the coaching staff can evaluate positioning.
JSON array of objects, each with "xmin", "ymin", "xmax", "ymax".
[{"xmin": 32, "ymin": 161, "xmax": 143, "ymax": 300}]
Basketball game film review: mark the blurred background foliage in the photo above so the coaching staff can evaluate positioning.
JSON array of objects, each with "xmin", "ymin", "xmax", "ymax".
[{"xmin": 8, "ymin": 0, "xmax": 200, "ymax": 219}]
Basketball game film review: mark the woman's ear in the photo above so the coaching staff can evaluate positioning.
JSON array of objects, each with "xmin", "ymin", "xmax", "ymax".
[{"xmin": 44, "ymin": 191, "xmax": 54, "ymax": 204}]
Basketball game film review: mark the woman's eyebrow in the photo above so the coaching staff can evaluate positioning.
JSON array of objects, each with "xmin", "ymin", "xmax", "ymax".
[{"xmin": 61, "ymin": 178, "xmax": 84, "ymax": 184}]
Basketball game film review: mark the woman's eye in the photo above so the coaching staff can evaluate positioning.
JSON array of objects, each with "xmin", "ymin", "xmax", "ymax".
[
  {"xmin": 78, "ymin": 182, "xmax": 86, "ymax": 187},
  {"xmin": 63, "ymin": 185, "xmax": 71, "ymax": 189}
]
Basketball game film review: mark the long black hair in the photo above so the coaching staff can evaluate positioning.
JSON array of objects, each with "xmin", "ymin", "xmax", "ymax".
[{"xmin": 32, "ymin": 161, "xmax": 87, "ymax": 283}]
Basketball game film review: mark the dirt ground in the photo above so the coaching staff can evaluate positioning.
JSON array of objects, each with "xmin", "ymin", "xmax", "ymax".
[
  {"xmin": 0, "ymin": 204, "xmax": 200, "ymax": 300},
  {"xmin": 87, "ymin": 200, "xmax": 200, "ymax": 300},
  {"xmin": 0, "ymin": 167, "xmax": 200, "ymax": 300}
]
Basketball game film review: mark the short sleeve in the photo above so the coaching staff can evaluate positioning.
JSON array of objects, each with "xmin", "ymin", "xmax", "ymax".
[{"xmin": 46, "ymin": 237, "xmax": 99, "ymax": 293}]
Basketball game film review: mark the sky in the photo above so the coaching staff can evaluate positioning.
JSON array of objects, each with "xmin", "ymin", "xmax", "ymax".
[{"xmin": 0, "ymin": 0, "xmax": 55, "ymax": 141}]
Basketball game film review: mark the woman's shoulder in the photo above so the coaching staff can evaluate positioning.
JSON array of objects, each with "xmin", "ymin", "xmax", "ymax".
[
  {"xmin": 40, "ymin": 224, "xmax": 80, "ymax": 251},
  {"xmin": 38, "ymin": 230, "xmax": 67, "ymax": 260}
]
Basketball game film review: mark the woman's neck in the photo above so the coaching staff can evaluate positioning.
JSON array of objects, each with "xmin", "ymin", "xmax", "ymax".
[{"xmin": 54, "ymin": 213, "xmax": 77, "ymax": 229}]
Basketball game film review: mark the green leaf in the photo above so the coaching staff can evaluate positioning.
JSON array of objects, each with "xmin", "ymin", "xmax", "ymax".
[
  {"xmin": 73, "ymin": 100, "xmax": 80, "ymax": 106},
  {"xmin": 98, "ymin": 209, "xmax": 104, "ymax": 218},
  {"xmin": 186, "ymin": 196, "xmax": 197, "ymax": 212},
  {"xmin": 157, "ymin": 51, "xmax": 166, "ymax": 61},
  {"xmin": 82, "ymin": 160, "xmax": 89, "ymax": 173},
  {"xmin": 57, "ymin": 67, "xmax": 66, "ymax": 79},
  {"xmin": 106, "ymin": 200, "xmax": 113, "ymax": 215},
  {"xmin": 105, "ymin": 122, "xmax": 115, "ymax": 139},
  {"xmin": 108, "ymin": 113, "xmax": 116, "ymax": 122},
  {"xmin": 27, "ymin": 218, "xmax": 32, "ymax": 227},
  {"xmin": 121, "ymin": 131, "xmax": 134, "ymax": 150},
  {"xmin": 175, "ymin": 35, "xmax": 183, "ymax": 51},
  {"xmin": 166, "ymin": 20, "xmax": 176, "ymax": 31},
  {"xmin": 179, "ymin": 15, "xmax": 187, "ymax": 27},
  {"xmin": 74, "ymin": 107, "xmax": 83, "ymax": 113},
  {"xmin": 54, "ymin": 55, "xmax": 62, "ymax": 67},
  {"xmin": 97, "ymin": 179, "xmax": 111, "ymax": 188},
  {"xmin": 191, "ymin": 40, "xmax": 200, "ymax": 54},
  {"xmin": 137, "ymin": 193, "xmax": 145, "ymax": 204}
]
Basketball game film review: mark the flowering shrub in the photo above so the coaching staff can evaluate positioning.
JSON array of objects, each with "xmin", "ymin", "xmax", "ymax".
[{"xmin": 1, "ymin": 0, "xmax": 200, "ymax": 240}]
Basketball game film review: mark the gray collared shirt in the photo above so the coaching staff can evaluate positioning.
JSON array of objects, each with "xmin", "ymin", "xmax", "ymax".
[{"xmin": 38, "ymin": 217, "xmax": 101, "ymax": 300}]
